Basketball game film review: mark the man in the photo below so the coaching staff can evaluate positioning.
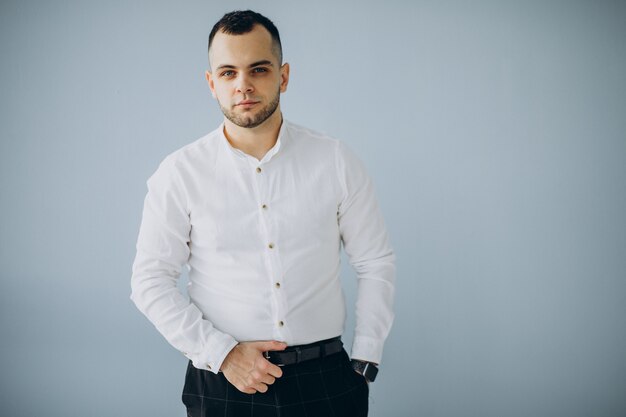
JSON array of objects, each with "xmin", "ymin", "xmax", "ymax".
[{"xmin": 131, "ymin": 10, "xmax": 395, "ymax": 417}]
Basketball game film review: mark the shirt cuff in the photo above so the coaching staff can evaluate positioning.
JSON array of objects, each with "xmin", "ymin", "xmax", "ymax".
[
  {"xmin": 350, "ymin": 335, "xmax": 385, "ymax": 365},
  {"xmin": 190, "ymin": 332, "xmax": 239, "ymax": 375}
]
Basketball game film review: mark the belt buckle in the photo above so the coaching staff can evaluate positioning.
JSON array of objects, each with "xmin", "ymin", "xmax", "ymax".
[
  {"xmin": 264, "ymin": 351, "xmax": 279, "ymax": 365},
  {"xmin": 265, "ymin": 350, "xmax": 286, "ymax": 367}
]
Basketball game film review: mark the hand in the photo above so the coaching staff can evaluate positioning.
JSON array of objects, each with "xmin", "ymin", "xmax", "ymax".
[{"xmin": 220, "ymin": 340, "xmax": 287, "ymax": 394}]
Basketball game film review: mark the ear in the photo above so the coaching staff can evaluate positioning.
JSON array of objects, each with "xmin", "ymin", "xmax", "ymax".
[
  {"xmin": 205, "ymin": 70, "xmax": 216, "ymax": 98},
  {"xmin": 279, "ymin": 63, "xmax": 290, "ymax": 93}
]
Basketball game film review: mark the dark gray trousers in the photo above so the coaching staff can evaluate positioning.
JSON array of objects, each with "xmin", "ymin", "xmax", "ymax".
[{"xmin": 182, "ymin": 348, "xmax": 369, "ymax": 416}]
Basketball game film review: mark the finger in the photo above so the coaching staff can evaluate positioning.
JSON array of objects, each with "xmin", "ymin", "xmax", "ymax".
[
  {"xmin": 240, "ymin": 386, "xmax": 257, "ymax": 395},
  {"xmin": 249, "ymin": 369, "xmax": 276, "ymax": 386},
  {"xmin": 234, "ymin": 377, "xmax": 258, "ymax": 395},
  {"xmin": 264, "ymin": 360, "xmax": 283, "ymax": 379},
  {"xmin": 258, "ymin": 373, "xmax": 276, "ymax": 386},
  {"xmin": 256, "ymin": 356, "xmax": 284, "ymax": 379},
  {"xmin": 254, "ymin": 340, "xmax": 288, "ymax": 352},
  {"xmin": 252, "ymin": 382, "xmax": 269, "ymax": 393}
]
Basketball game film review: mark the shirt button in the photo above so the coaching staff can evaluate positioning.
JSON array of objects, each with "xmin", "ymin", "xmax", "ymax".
[
  {"xmin": 275, "ymin": 282, "xmax": 281, "ymax": 288},
  {"xmin": 206, "ymin": 364, "xmax": 212, "ymax": 370},
  {"xmin": 268, "ymin": 243, "xmax": 275, "ymax": 249},
  {"xmin": 256, "ymin": 167, "xmax": 262, "ymax": 173},
  {"xmin": 278, "ymin": 320, "xmax": 284, "ymax": 327},
  {"xmin": 261, "ymin": 204, "xmax": 268, "ymax": 209}
]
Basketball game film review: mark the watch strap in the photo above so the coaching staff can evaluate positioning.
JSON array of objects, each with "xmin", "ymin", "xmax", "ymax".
[{"xmin": 350, "ymin": 359, "xmax": 379, "ymax": 382}]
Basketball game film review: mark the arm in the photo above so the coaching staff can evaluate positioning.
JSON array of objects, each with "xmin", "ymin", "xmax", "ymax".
[
  {"xmin": 130, "ymin": 156, "xmax": 237, "ymax": 374},
  {"xmin": 335, "ymin": 141, "xmax": 396, "ymax": 366}
]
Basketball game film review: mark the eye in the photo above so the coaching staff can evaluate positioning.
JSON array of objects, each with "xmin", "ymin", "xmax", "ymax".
[
  {"xmin": 220, "ymin": 70, "xmax": 235, "ymax": 77},
  {"xmin": 252, "ymin": 67, "xmax": 268, "ymax": 74}
]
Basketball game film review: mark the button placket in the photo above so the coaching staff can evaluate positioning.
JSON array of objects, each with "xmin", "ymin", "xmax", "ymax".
[{"xmin": 250, "ymin": 162, "xmax": 288, "ymax": 339}]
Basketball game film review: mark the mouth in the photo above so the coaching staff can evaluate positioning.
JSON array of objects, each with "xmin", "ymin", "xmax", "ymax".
[{"xmin": 236, "ymin": 100, "xmax": 260, "ymax": 107}]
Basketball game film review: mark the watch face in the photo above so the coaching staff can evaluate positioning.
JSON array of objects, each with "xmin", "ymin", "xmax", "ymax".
[{"xmin": 363, "ymin": 363, "xmax": 378, "ymax": 382}]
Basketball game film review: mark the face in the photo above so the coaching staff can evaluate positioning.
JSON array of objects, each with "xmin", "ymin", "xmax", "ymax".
[{"xmin": 206, "ymin": 25, "xmax": 289, "ymax": 129}]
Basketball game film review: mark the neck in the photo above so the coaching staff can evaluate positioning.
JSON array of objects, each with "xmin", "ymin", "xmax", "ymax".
[{"xmin": 223, "ymin": 109, "xmax": 283, "ymax": 161}]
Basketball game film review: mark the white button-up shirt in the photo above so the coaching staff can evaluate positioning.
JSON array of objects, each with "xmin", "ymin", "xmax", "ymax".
[{"xmin": 130, "ymin": 119, "xmax": 395, "ymax": 374}]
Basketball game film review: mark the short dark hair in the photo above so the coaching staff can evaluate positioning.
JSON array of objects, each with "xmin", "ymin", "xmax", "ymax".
[{"xmin": 208, "ymin": 10, "xmax": 282, "ymax": 66}]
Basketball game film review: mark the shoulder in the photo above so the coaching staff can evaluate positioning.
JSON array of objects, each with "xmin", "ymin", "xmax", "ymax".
[
  {"xmin": 283, "ymin": 120, "xmax": 366, "ymax": 172},
  {"xmin": 285, "ymin": 120, "xmax": 342, "ymax": 150},
  {"xmin": 156, "ymin": 126, "xmax": 222, "ymax": 174}
]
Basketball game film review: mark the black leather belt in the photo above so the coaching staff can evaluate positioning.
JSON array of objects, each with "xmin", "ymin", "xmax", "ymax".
[{"xmin": 264, "ymin": 336, "xmax": 343, "ymax": 366}]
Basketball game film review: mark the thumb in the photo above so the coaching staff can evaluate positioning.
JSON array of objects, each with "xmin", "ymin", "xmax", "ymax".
[{"xmin": 255, "ymin": 340, "xmax": 288, "ymax": 352}]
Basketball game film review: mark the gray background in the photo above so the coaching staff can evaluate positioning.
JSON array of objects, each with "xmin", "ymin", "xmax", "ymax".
[{"xmin": 1, "ymin": 1, "xmax": 625, "ymax": 416}]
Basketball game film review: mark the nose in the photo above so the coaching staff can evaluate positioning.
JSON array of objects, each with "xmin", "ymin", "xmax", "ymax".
[{"xmin": 235, "ymin": 73, "xmax": 254, "ymax": 94}]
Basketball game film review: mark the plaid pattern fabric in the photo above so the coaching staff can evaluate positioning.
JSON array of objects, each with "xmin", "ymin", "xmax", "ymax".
[{"xmin": 182, "ymin": 348, "xmax": 369, "ymax": 416}]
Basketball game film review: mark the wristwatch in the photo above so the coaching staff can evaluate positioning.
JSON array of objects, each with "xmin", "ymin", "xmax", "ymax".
[{"xmin": 350, "ymin": 359, "xmax": 379, "ymax": 382}]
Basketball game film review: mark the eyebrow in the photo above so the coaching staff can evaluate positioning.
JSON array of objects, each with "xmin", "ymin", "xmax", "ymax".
[{"xmin": 216, "ymin": 60, "xmax": 274, "ymax": 71}]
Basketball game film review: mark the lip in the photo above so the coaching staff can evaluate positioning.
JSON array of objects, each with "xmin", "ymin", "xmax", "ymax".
[{"xmin": 237, "ymin": 100, "xmax": 259, "ymax": 106}]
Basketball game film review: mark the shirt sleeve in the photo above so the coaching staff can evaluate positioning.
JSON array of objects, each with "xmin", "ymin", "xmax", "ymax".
[
  {"xmin": 335, "ymin": 141, "xmax": 396, "ymax": 365},
  {"xmin": 130, "ymin": 156, "xmax": 238, "ymax": 374}
]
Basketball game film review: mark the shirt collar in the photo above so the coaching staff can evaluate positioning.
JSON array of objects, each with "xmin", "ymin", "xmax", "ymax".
[{"xmin": 219, "ymin": 118, "xmax": 288, "ymax": 165}]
